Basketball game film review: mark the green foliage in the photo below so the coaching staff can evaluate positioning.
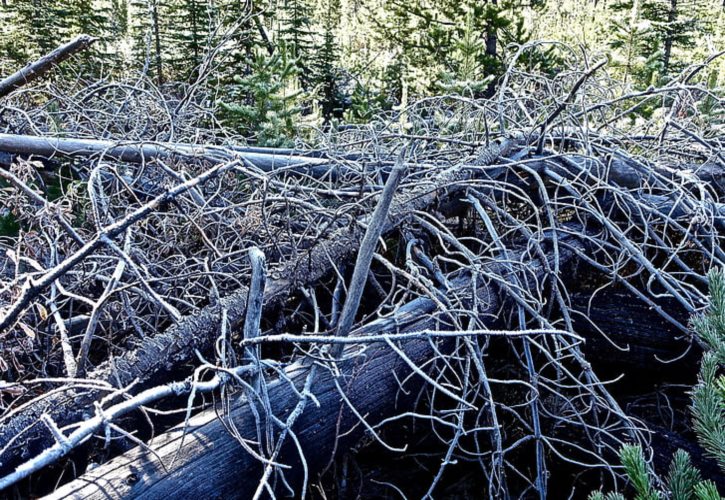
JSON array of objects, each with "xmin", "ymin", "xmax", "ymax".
[
  {"xmin": 691, "ymin": 269, "xmax": 725, "ymax": 471},
  {"xmin": 166, "ymin": 0, "xmax": 216, "ymax": 79},
  {"xmin": 590, "ymin": 492, "xmax": 627, "ymax": 500},
  {"xmin": 311, "ymin": 0, "xmax": 344, "ymax": 124},
  {"xmin": 110, "ymin": 0, "xmax": 130, "ymax": 38},
  {"xmin": 608, "ymin": 0, "xmax": 715, "ymax": 87},
  {"xmin": 344, "ymin": 80, "xmax": 389, "ymax": 123},
  {"xmin": 372, "ymin": 0, "xmax": 503, "ymax": 95},
  {"xmin": 212, "ymin": 0, "xmax": 256, "ymax": 78},
  {"xmin": 693, "ymin": 480, "xmax": 722, "ymax": 500},
  {"xmin": 130, "ymin": 0, "xmax": 170, "ymax": 83},
  {"xmin": 620, "ymin": 445, "xmax": 661, "ymax": 500},
  {"xmin": 608, "ymin": 0, "xmax": 664, "ymax": 88},
  {"xmin": 219, "ymin": 46, "xmax": 302, "ymax": 146},
  {"xmin": 696, "ymin": 70, "xmax": 725, "ymax": 131},
  {"xmin": 667, "ymin": 450, "xmax": 702, "ymax": 500},
  {"xmin": 0, "ymin": 0, "xmax": 115, "ymax": 76},
  {"xmin": 279, "ymin": 0, "xmax": 315, "ymax": 89}
]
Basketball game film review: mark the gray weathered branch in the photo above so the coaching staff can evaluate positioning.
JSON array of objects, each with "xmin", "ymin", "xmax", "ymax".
[{"xmin": 0, "ymin": 35, "xmax": 97, "ymax": 99}]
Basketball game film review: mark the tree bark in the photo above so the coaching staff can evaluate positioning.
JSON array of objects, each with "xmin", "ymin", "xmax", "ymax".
[
  {"xmin": 151, "ymin": 0, "xmax": 163, "ymax": 85},
  {"xmin": 662, "ymin": 0, "xmax": 677, "ymax": 74},
  {"xmin": 0, "ymin": 133, "xmax": 328, "ymax": 172},
  {"xmin": 26, "ymin": 244, "xmax": 706, "ymax": 499},
  {"xmin": 0, "ymin": 139, "xmax": 519, "ymax": 478},
  {"xmin": 44, "ymin": 239, "xmax": 576, "ymax": 500}
]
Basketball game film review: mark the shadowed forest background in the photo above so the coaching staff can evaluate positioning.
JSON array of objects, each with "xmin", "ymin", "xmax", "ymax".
[{"xmin": 1, "ymin": 0, "xmax": 724, "ymax": 145}]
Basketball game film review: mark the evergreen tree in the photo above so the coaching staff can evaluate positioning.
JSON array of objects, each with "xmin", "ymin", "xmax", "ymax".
[
  {"xmin": 130, "ymin": 0, "xmax": 169, "ymax": 83},
  {"xmin": 279, "ymin": 0, "xmax": 315, "ymax": 89},
  {"xmin": 62, "ymin": 0, "xmax": 114, "ymax": 75},
  {"xmin": 219, "ymin": 44, "xmax": 303, "ymax": 146},
  {"xmin": 214, "ymin": 0, "xmax": 268, "ymax": 79},
  {"xmin": 609, "ymin": 0, "xmax": 663, "ymax": 87},
  {"xmin": 691, "ymin": 269, "xmax": 725, "ymax": 472},
  {"xmin": 609, "ymin": 0, "xmax": 714, "ymax": 86},
  {"xmin": 312, "ymin": 0, "xmax": 343, "ymax": 124},
  {"xmin": 0, "ymin": 0, "xmax": 115, "ymax": 76},
  {"xmin": 372, "ymin": 0, "xmax": 527, "ymax": 96},
  {"xmin": 0, "ymin": 0, "xmax": 65, "ymax": 65},
  {"xmin": 167, "ymin": 0, "xmax": 216, "ymax": 79},
  {"xmin": 110, "ymin": 0, "xmax": 130, "ymax": 39},
  {"xmin": 642, "ymin": 0, "xmax": 713, "ymax": 75}
]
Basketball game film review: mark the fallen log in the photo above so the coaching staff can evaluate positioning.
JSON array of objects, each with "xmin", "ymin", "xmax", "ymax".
[
  {"xmin": 0, "ymin": 139, "xmax": 518, "ymax": 477},
  {"xmin": 44, "ymin": 338, "xmax": 443, "ymax": 499},
  {"xmin": 34, "ymin": 239, "xmax": 708, "ymax": 498},
  {"xmin": 43, "ymin": 238, "xmax": 578, "ymax": 499},
  {"xmin": 571, "ymin": 291, "xmax": 699, "ymax": 371},
  {"xmin": 0, "ymin": 36, "xmax": 97, "ymax": 100},
  {"xmin": 0, "ymin": 133, "xmax": 328, "ymax": 173}
]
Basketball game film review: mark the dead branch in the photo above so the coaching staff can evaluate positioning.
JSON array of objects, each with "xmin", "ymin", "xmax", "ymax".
[
  {"xmin": 0, "ymin": 138, "xmax": 519, "ymax": 476},
  {"xmin": 0, "ymin": 133, "xmax": 327, "ymax": 172},
  {"xmin": 0, "ymin": 36, "xmax": 97, "ymax": 100},
  {"xmin": 42, "ymin": 239, "xmax": 581, "ymax": 499}
]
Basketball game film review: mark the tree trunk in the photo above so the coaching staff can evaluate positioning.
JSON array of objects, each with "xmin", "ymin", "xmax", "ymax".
[
  {"xmin": 151, "ymin": 0, "xmax": 163, "ymax": 85},
  {"xmin": 0, "ymin": 139, "xmax": 519, "ymax": 478},
  {"xmin": 662, "ymin": 0, "xmax": 677, "ymax": 74}
]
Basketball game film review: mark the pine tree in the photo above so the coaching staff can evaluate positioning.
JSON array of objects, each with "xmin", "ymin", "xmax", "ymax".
[
  {"xmin": 110, "ymin": 0, "xmax": 129, "ymax": 38},
  {"xmin": 219, "ymin": 44, "xmax": 303, "ymax": 146},
  {"xmin": 1, "ymin": 0, "xmax": 65, "ymax": 64},
  {"xmin": 609, "ymin": 0, "xmax": 714, "ymax": 86},
  {"xmin": 609, "ymin": 0, "xmax": 663, "ymax": 87},
  {"xmin": 372, "ymin": 0, "xmax": 526, "ymax": 96},
  {"xmin": 641, "ymin": 0, "xmax": 713, "ymax": 75},
  {"xmin": 0, "ymin": 0, "xmax": 116, "ymax": 76},
  {"xmin": 214, "ymin": 0, "xmax": 269, "ymax": 79},
  {"xmin": 311, "ymin": 0, "xmax": 343, "ymax": 124},
  {"xmin": 62, "ymin": 0, "xmax": 114, "ymax": 75},
  {"xmin": 130, "ymin": 0, "xmax": 169, "ymax": 83},
  {"xmin": 167, "ymin": 0, "xmax": 216, "ymax": 79},
  {"xmin": 691, "ymin": 269, "xmax": 725, "ymax": 472},
  {"xmin": 279, "ymin": 0, "xmax": 315, "ymax": 89}
]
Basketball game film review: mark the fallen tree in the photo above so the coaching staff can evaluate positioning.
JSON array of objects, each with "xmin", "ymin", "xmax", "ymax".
[
  {"xmin": 44, "ymin": 249, "xmax": 703, "ymax": 499},
  {"xmin": 0, "ymin": 133, "xmax": 331, "ymax": 173},
  {"xmin": 0, "ymin": 43, "xmax": 723, "ymax": 498},
  {"xmin": 0, "ymin": 137, "xmax": 518, "ymax": 475}
]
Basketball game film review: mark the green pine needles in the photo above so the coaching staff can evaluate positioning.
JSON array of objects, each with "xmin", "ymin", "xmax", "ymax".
[
  {"xmin": 691, "ymin": 269, "xmax": 725, "ymax": 473},
  {"xmin": 590, "ymin": 268, "xmax": 725, "ymax": 500},
  {"xmin": 219, "ymin": 45, "xmax": 303, "ymax": 147}
]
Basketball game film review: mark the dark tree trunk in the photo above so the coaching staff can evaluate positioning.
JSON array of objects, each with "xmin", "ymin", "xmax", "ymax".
[
  {"xmin": 662, "ymin": 0, "xmax": 677, "ymax": 74},
  {"xmin": 151, "ymin": 0, "xmax": 163, "ymax": 84}
]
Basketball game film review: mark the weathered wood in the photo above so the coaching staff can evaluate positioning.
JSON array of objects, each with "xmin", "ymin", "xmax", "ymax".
[
  {"xmin": 649, "ymin": 426, "xmax": 725, "ymax": 491},
  {"xmin": 0, "ymin": 35, "xmax": 97, "ymax": 99},
  {"xmin": 0, "ymin": 133, "xmax": 328, "ymax": 172},
  {"xmin": 0, "ymin": 139, "xmax": 519, "ymax": 477},
  {"xmin": 571, "ymin": 291, "xmax": 698, "ymax": 370},
  {"xmin": 46, "ymin": 237, "xmax": 575, "ymax": 499},
  {"xmin": 44, "ymin": 334, "xmax": 439, "ymax": 499},
  {"xmin": 49, "ymin": 235, "xmax": 704, "ymax": 499}
]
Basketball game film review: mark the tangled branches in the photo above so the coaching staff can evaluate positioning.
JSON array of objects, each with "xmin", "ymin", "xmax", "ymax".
[{"xmin": 0, "ymin": 43, "xmax": 723, "ymax": 498}]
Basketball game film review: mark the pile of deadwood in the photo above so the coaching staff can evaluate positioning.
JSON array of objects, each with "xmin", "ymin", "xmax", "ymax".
[{"xmin": 0, "ymin": 40, "xmax": 723, "ymax": 498}]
